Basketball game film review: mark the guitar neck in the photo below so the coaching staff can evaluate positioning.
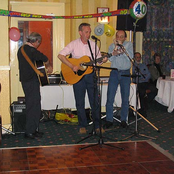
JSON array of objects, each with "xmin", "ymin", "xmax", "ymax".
[
  {"xmin": 35, "ymin": 60, "xmax": 49, "ymax": 86},
  {"xmin": 88, "ymin": 53, "xmax": 112, "ymax": 65}
]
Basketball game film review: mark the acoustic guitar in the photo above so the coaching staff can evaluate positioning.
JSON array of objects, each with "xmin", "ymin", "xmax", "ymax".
[
  {"xmin": 35, "ymin": 60, "xmax": 50, "ymax": 86},
  {"xmin": 61, "ymin": 54, "xmax": 112, "ymax": 85}
]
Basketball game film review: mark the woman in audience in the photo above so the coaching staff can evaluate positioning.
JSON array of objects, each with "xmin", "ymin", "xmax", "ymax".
[{"xmin": 149, "ymin": 53, "xmax": 165, "ymax": 86}]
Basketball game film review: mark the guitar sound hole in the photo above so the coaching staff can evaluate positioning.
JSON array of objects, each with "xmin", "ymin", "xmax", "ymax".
[{"xmin": 77, "ymin": 69, "xmax": 85, "ymax": 76}]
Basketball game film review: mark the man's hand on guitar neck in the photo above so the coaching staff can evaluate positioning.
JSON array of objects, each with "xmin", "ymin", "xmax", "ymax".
[
  {"xmin": 45, "ymin": 60, "xmax": 53, "ymax": 74},
  {"xmin": 47, "ymin": 66, "xmax": 53, "ymax": 74}
]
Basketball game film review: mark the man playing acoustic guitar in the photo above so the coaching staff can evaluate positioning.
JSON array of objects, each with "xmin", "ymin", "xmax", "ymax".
[
  {"xmin": 18, "ymin": 32, "xmax": 52, "ymax": 139},
  {"xmin": 58, "ymin": 23, "xmax": 107, "ymax": 134}
]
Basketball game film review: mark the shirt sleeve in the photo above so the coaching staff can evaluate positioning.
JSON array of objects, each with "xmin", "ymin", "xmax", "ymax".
[
  {"xmin": 59, "ymin": 42, "xmax": 74, "ymax": 56},
  {"xmin": 32, "ymin": 48, "xmax": 48, "ymax": 62},
  {"xmin": 124, "ymin": 41, "xmax": 133, "ymax": 59},
  {"xmin": 108, "ymin": 41, "xmax": 133, "ymax": 70}
]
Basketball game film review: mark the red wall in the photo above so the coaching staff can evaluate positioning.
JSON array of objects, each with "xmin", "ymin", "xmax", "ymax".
[{"xmin": 28, "ymin": 21, "xmax": 53, "ymax": 66}]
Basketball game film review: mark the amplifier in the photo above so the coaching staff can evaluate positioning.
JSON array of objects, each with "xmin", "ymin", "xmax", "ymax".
[
  {"xmin": 11, "ymin": 102, "xmax": 26, "ymax": 133},
  {"xmin": 48, "ymin": 74, "xmax": 61, "ymax": 84},
  {"xmin": 12, "ymin": 102, "xmax": 26, "ymax": 113}
]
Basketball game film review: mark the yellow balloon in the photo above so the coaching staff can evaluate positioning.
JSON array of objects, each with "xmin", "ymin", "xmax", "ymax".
[{"xmin": 104, "ymin": 24, "xmax": 115, "ymax": 37}]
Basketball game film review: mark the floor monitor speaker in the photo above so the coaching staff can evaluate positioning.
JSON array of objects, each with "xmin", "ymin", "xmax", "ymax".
[{"xmin": 11, "ymin": 102, "xmax": 26, "ymax": 133}]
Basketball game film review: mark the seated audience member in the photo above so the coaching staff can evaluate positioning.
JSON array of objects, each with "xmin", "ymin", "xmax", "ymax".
[
  {"xmin": 149, "ymin": 53, "xmax": 165, "ymax": 86},
  {"xmin": 132, "ymin": 52, "xmax": 151, "ymax": 117}
]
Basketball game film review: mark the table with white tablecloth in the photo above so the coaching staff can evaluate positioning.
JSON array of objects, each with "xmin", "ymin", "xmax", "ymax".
[
  {"xmin": 155, "ymin": 76, "xmax": 174, "ymax": 113},
  {"xmin": 40, "ymin": 83, "xmax": 137, "ymax": 111}
]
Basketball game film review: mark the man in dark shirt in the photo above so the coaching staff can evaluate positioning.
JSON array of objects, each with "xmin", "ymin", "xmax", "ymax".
[
  {"xmin": 17, "ymin": 32, "xmax": 52, "ymax": 139},
  {"xmin": 132, "ymin": 52, "xmax": 151, "ymax": 117}
]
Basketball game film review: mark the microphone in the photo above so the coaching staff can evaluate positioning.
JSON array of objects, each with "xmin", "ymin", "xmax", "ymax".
[
  {"xmin": 91, "ymin": 35, "xmax": 100, "ymax": 41},
  {"xmin": 116, "ymin": 43, "xmax": 122, "ymax": 47},
  {"xmin": 115, "ymin": 41, "xmax": 122, "ymax": 47}
]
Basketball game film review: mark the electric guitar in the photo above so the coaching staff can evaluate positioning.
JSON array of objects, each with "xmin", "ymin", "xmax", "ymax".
[
  {"xmin": 61, "ymin": 53, "xmax": 112, "ymax": 85},
  {"xmin": 35, "ymin": 60, "xmax": 50, "ymax": 86}
]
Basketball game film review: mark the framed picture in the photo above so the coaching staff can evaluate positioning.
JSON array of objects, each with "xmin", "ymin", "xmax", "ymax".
[
  {"xmin": 97, "ymin": 7, "xmax": 109, "ymax": 23},
  {"xmin": 97, "ymin": 7, "xmax": 109, "ymax": 13}
]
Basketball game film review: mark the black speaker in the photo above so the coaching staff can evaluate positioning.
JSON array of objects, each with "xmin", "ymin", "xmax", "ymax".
[
  {"xmin": 117, "ymin": 0, "xmax": 148, "ymax": 31},
  {"xmin": 11, "ymin": 102, "xmax": 26, "ymax": 133},
  {"xmin": 48, "ymin": 74, "xmax": 61, "ymax": 84}
]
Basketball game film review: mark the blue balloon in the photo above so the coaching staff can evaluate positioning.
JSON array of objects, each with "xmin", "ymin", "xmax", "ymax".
[{"xmin": 94, "ymin": 24, "xmax": 104, "ymax": 36}]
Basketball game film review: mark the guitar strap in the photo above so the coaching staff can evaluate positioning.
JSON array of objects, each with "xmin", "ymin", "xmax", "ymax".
[
  {"xmin": 87, "ymin": 40, "xmax": 94, "ymax": 61},
  {"xmin": 21, "ymin": 45, "xmax": 44, "ymax": 77}
]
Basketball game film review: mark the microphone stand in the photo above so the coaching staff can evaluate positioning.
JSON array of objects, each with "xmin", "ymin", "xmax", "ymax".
[
  {"xmin": 118, "ymin": 45, "xmax": 159, "ymax": 141},
  {"xmin": 77, "ymin": 38, "xmax": 124, "ymax": 150},
  {"xmin": 76, "ymin": 39, "xmax": 98, "ymax": 145}
]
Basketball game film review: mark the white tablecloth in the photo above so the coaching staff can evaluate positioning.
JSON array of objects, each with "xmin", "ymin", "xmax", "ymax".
[
  {"xmin": 155, "ymin": 76, "xmax": 174, "ymax": 113},
  {"xmin": 40, "ymin": 83, "xmax": 137, "ymax": 110}
]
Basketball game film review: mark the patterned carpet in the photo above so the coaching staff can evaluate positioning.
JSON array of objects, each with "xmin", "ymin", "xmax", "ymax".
[{"xmin": 1, "ymin": 100, "xmax": 174, "ymax": 157}]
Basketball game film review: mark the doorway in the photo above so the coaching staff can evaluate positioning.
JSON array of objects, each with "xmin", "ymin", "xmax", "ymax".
[
  {"xmin": 18, "ymin": 21, "xmax": 53, "ymax": 67},
  {"xmin": 10, "ymin": 2, "xmax": 65, "ymax": 102}
]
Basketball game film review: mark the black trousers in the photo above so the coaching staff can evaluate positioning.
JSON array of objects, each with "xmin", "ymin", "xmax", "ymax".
[
  {"xmin": 138, "ymin": 82, "xmax": 158, "ymax": 112},
  {"xmin": 21, "ymin": 79, "xmax": 41, "ymax": 134},
  {"xmin": 138, "ymin": 82, "xmax": 148, "ymax": 112}
]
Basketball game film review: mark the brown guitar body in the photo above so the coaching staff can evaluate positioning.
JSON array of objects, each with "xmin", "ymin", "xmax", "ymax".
[{"xmin": 61, "ymin": 56, "xmax": 93, "ymax": 85}]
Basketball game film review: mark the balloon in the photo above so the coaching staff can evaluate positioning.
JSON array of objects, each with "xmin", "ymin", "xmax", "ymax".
[
  {"xmin": 129, "ymin": 0, "xmax": 147, "ymax": 20},
  {"xmin": 94, "ymin": 24, "xmax": 104, "ymax": 36},
  {"xmin": 9, "ymin": 27, "xmax": 20, "ymax": 41},
  {"xmin": 104, "ymin": 24, "xmax": 115, "ymax": 37}
]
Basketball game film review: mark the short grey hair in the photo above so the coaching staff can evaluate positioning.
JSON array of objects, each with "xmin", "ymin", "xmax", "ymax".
[
  {"xmin": 78, "ymin": 23, "xmax": 90, "ymax": 31},
  {"xmin": 27, "ymin": 32, "xmax": 42, "ymax": 43}
]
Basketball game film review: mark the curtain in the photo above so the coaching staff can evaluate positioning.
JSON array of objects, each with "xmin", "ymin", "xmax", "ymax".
[{"xmin": 143, "ymin": 0, "xmax": 174, "ymax": 75}]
